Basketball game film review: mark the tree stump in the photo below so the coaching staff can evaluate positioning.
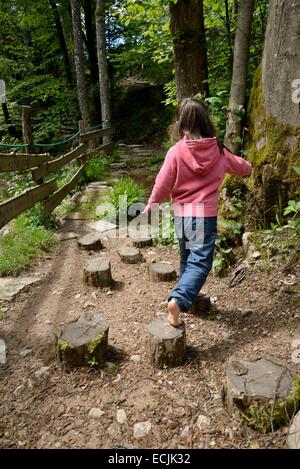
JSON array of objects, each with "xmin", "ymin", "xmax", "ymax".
[
  {"xmin": 55, "ymin": 313, "xmax": 109, "ymax": 372},
  {"xmin": 83, "ymin": 257, "xmax": 112, "ymax": 287},
  {"xmin": 147, "ymin": 316, "xmax": 186, "ymax": 368},
  {"xmin": 77, "ymin": 233, "xmax": 103, "ymax": 251},
  {"xmin": 132, "ymin": 237, "xmax": 153, "ymax": 248},
  {"xmin": 117, "ymin": 246, "xmax": 142, "ymax": 264},
  {"xmin": 225, "ymin": 356, "xmax": 300, "ymax": 433},
  {"xmin": 149, "ymin": 262, "xmax": 176, "ymax": 282},
  {"xmin": 190, "ymin": 293, "xmax": 211, "ymax": 315}
]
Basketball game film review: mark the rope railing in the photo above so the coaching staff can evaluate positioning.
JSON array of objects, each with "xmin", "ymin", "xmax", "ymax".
[{"xmin": 0, "ymin": 119, "xmax": 110, "ymax": 149}]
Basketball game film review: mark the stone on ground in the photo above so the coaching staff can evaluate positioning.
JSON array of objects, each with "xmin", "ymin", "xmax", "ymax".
[
  {"xmin": 109, "ymin": 163, "xmax": 127, "ymax": 170},
  {"xmin": 286, "ymin": 410, "xmax": 300, "ymax": 449},
  {"xmin": 55, "ymin": 231, "xmax": 79, "ymax": 241},
  {"xmin": 0, "ymin": 339, "xmax": 6, "ymax": 365},
  {"xmin": 19, "ymin": 348, "xmax": 32, "ymax": 358},
  {"xmin": 147, "ymin": 316, "xmax": 186, "ymax": 368},
  {"xmin": 77, "ymin": 233, "xmax": 103, "ymax": 251},
  {"xmin": 116, "ymin": 409, "xmax": 127, "ymax": 425},
  {"xmin": 0, "ymin": 277, "xmax": 41, "ymax": 302},
  {"xmin": 63, "ymin": 212, "xmax": 88, "ymax": 220},
  {"xmin": 133, "ymin": 421, "xmax": 152, "ymax": 439},
  {"xmin": 149, "ymin": 262, "xmax": 176, "ymax": 282},
  {"xmin": 190, "ymin": 293, "xmax": 211, "ymax": 315},
  {"xmin": 196, "ymin": 414, "xmax": 211, "ymax": 431},
  {"xmin": 87, "ymin": 220, "xmax": 117, "ymax": 234},
  {"xmin": 55, "ymin": 313, "xmax": 109, "ymax": 372},
  {"xmin": 88, "ymin": 408, "xmax": 105, "ymax": 419},
  {"xmin": 117, "ymin": 246, "xmax": 142, "ymax": 264},
  {"xmin": 226, "ymin": 356, "xmax": 300, "ymax": 432},
  {"xmin": 84, "ymin": 257, "xmax": 113, "ymax": 287}
]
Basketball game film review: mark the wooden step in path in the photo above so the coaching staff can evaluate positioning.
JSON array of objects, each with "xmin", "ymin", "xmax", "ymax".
[
  {"xmin": 190, "ymin": 293, "xmax": 211, "ymax": 315},
  {"xmin": 147, "ymin": 316, "xmax": 186, "ymax": 368},
  {"xmin": 149, "ymin": 262, "xmax": 176, "ymax": 282},
  {"xmin": 117, "ymin": 246, "xmax": 143, "ymax": 264},
  {"xmin": 55, "ymin": 313, "xmax": 109, "ymax": 372},
  {"xmin": 84, "ymin": 257, "xmax": 112, "ymax": 287},
  {"xmin": 77, "ymin": 233, "xmax": 103, "ymax": 251}
]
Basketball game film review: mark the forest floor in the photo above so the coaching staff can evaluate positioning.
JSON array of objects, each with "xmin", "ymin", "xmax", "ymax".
[{"xmin": 0, "ymin": 145, "xmax": 299, "ymax": 449}]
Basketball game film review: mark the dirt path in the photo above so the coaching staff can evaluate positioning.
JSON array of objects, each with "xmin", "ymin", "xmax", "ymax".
[{"xmin": 0, "ymin": 146, "xmax": 299, "ymax": 449}]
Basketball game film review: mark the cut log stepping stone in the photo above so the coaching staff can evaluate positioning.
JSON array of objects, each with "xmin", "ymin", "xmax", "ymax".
[
  {"xmin": 131, "ymin": 237, "xmax": 153, "ymax": 248},
  {"xmin": 147, "ymin": 316, "xmax": 186, "ymax": 368},
  {"xmin": 117, "ymin": 246, "xmax": 142, "ymax": 264},
  {"xmin": 78, "ymin": 233, "xmax": 103, "ymax": 251},
  {"xmin": 84, "ymin": 257, "xmax": 112, "ymax": 287},
  {"xmin": 190, "ymin": 293, "xmax": 211, "ymax": 315},
  {"xmin": 55, "ymin": 313, "xmax": 109, "ymax": 372},
  {"xmin": 149, "ymin": 262, "xmax": 176, "ymax": 282},
  {"xmin": 226, "ymin": 356, "xmax": 300, "ymax": 433}
]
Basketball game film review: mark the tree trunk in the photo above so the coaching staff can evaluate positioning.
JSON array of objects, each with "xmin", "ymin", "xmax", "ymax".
[
  {"xmin": 21, "ymin": 106, "xmax": 35, "ymax": 154},
  {"xmin": 83, "ymin": 0, "xmax": 101, "ymax": 121},
  {"xmin": 169, "ymin": 0, "xmax": 208, "ymax": 102},
  {"xmin": 95, "ymin": 0, "xmax": 112, "ymax": 142},
  {"xmin": 224, "ymin": 0, "xmax": 255, "ymax": 154},
  {"xmin": 1, "ymin": 103, "xmax": 20, "ymax": 139},
  {"xmin": 70, "ymin": 0, "xmax": 91, "ymax": 128},
  {"xmin": 247, "ymin": 0, "xmax": 300, "ymax": 222},
  {"xmin": 49, "ymin": 0, "xmax": 73, "ymax": 86},
  {"xmin": 224, "ymin": 0, "xmax": 233, "ymax": 68}
]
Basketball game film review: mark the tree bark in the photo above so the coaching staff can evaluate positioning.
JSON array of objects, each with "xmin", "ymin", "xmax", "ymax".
[
  {"xmin": 247, "ymin": 0, "xmax": 300, "ymax": 222},
  {"xmin": 224, "ymin": 0, "xmax": 233, "ymax": 68},
  {"xmin": 95, "ymin": 0, "xmax": 112, "ymax": 142},
  {"xmin": 169, "ymin": 0, "xmax": 209, "ymax": 102},
  {"xmin": 21, "ymin": 106, "xmax": 35, "ymax": 154},
  {"xmin": 83, "ymin": 0, "xmax": 101, "ymax": 121},
  {"xmin": 70, "ymin": 0, "xmax": 91, "ymax": 128},
  {"xmin": 224, "ymin": 0, "xmax": 255, "ymax": 154},
  {"xmin": 49, "ymin": 0, "xmax": 73, "ymax": 86}
]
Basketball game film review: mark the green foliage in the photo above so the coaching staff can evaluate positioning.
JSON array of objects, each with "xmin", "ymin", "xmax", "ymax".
[
  {"xmin": 24, "ymin": 202, "xmax": 58, "ymax": 229},
  {"xmin": 242, "ymin": 376, "xmax": 300, "ymax": 433},
  {"xmin": 213, "ymin": 236, "xmax": 233, "ymax": 273},
  {"xmin": 0, "ymin": 213, "xmax": 56, "ymax": 276},
  {"xmin": 153, "ymin": 205, "xmax": 176, "ymax": 246},
  {"xmin": 81, "ymin": 157, "xmax": 111, "ymax": 185},
  {"xmin": 108, "ymin": 177, "xmax": 145, "ymax": 215}
]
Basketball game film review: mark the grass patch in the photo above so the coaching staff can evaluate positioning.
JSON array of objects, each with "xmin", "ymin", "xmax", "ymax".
[
  {"xmin": 108, "ymin": 177, "xmax": 145, "ymax": 218},
  {"xmin": 0, "ymin": 213, "xmax": 56, "ymax": 276}
]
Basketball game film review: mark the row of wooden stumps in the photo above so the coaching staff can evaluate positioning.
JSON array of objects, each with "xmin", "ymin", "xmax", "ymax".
[{"xmin": 55, "ymin": 232, "xmax": 212, "ymax": 371}]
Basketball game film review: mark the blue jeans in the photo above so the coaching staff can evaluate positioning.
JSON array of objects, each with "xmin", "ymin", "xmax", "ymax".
[{"xmin": 168, "ymin": 216, "xmax": 217, "ymax": 312}]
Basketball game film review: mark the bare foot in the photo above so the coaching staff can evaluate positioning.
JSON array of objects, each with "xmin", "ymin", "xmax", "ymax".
[{"xmin": 168, "ymin": 299, "xmax": 181, "ymax": 327}]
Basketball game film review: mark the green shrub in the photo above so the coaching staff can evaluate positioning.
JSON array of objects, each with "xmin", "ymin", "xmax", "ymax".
[
  {"xmin": 108, "ymin": 177, "xmax": 145, "ymax": 216},
  {"xmin": 81, "ymin": 158, "xmax": 110, "ymax": 185},
  {"xmin": 0, "ymin": 214, "xmax": 56, "ymax": 276}
]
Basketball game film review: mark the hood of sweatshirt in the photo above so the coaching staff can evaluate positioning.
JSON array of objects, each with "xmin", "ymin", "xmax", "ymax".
[{"xmin": 179, "ymin": 136, "xmax": 221, "ymax": 176}]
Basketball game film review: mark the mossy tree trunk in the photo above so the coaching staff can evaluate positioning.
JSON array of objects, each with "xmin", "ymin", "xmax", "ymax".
[
  {"xmin": 169, "ymin": 0, "xmax": 208, "ymax": 101},
  {"xmin": 247, "ymin": 0, "xmax": 300, "ymax": 222},
  {"xmin": 224, "ymin": 0, "xmax": 255, "ymax": 154}
]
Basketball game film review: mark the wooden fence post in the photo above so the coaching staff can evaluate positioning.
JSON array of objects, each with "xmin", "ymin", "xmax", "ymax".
[{"xmin": 22, "ymin": 105, "xmax": 35, "ymax": 154}]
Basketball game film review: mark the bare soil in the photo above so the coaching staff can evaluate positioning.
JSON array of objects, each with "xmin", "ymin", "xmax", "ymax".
[
  {"xmin": 0, "ymin": 224, "xmax": 299, "ymax": 449},
  {"xmin": 0, "ymin": 145, "xmax": 299, "ymax": 449}
]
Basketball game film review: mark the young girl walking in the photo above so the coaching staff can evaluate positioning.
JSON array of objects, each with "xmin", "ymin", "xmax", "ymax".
[{"xmin": 145, "ymin": 98, "xmax": 252, "ymax": 327}]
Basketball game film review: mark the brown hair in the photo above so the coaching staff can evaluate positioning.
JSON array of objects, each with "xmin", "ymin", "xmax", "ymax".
[{"xmin": 170, "ymin": 97, "xmax": 224, "ymax": 154}]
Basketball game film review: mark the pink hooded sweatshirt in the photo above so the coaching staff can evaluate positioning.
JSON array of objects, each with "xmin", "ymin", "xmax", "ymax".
[{"xmin": 145, "ymin": 137, "xmax": 252, "ymax": 217}]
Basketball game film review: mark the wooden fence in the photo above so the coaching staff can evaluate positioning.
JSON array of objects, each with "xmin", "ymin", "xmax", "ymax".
[{"xmin": 0, "ymin": 126, "xmax": 114, "ymax": 229}]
